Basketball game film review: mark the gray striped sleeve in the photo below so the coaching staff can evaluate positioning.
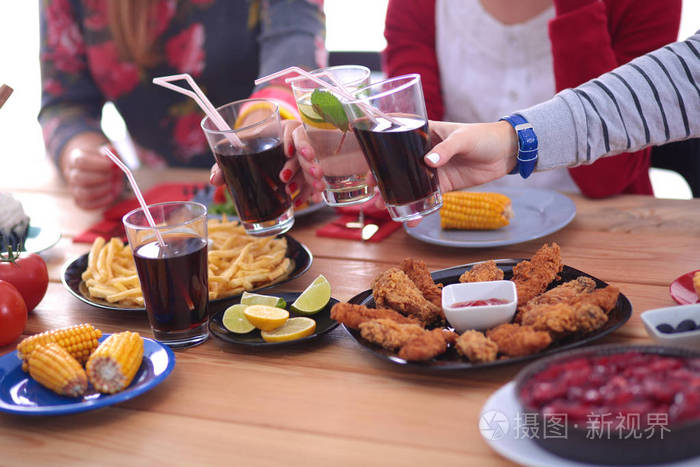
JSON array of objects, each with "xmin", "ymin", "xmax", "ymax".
[{"xmin": 518, "ymin": 31, "xmax": 700, "ymax": 171}]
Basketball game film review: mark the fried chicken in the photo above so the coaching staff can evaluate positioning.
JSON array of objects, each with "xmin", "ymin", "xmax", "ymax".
[
  {"xmin": 512, "ymin": 243, "xmax": 563, "ymax": 307},
  {"xmin": 372, "ymin": 268, "xmax": 445, "ymax": 327},
  {"xmin": 330, "ymin": 303, "xmax": 421, "ymax": 329},
  {"xmin": 398, "ymin": 329, "xmax": 456, "ymax": 362},
  {"xmin": 358, "ymin": 319, "xmax": 426, "ymax": 349},
  {"xmin": 400, "ymin": 258, "xmax": 443, "ymax": 307},
  {"xmin": 520, "ymin": 302, "xmax": 608, "ymax": 337},
  {"xmin": 459, "ymin": 260, "xmax": 504, "ymax": 283},
  {"xmin": 573, "ymin": 285, "xmax": 620, "ymax": 312},
  {"xmin": 516, "ymin": 276, "xmax": 597, "ymax": 323},
  {"xmin": 358, "ymin": 319, "xmax": 456, "ymax": 361},
  {"xmin": 455, "ymin": 330, "xmax": 498, "ymax": 363},
  {"xmin": 486, "ymin": 323, "xmax": 552, "ymax": 357}
]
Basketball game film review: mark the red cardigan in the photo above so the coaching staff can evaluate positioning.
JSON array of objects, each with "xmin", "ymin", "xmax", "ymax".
[{"xmin": 383, "ymin": 0, "xmax": 681, "ymax": 197}]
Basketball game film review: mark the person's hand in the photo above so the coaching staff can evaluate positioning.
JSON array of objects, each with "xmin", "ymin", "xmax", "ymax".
[
  {"xmin": 423, "ymin": 120, "xmax": 518, "ymax": 192},
  {"xmin": 59, "ymin": 133, "xmax": 123, "ymax": 210}
]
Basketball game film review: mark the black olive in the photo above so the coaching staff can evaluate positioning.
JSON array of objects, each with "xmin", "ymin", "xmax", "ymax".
[
  {"xmin": 656, "ymin": 323, "xmax": 674, "ymax": 334},
  {"xmin": 675, "ymin": 319, "xmax": 697, "ymax": 333}
]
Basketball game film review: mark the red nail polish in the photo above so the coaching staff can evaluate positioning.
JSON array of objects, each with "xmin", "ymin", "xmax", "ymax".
[
  {"xmin": 287, "ymin": 142, "xmax": 295, "ymax": 156},
  {"xmin": 310, "ymin": 166, "xmax": 321, "ymax": 178},
  {"xmin": 295, "ymin": 197, "xmax": 304, "ymax": 207},
  {"xmin": 301, "ymin": 147, "xmax": 312, "ymax": 160},
  {"xmin": 288, "ymin": 182, "xmax": 297, "ymax": 193},
  {"xmin": 281, "ymin": 169, "xmax": 292, "ymax": 182}
]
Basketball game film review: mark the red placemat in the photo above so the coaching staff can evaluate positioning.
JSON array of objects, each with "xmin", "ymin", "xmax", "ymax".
[
  {"xmin": 74, "ymin": 183, "xmax": 203, "ymax": 244},
  {"xmin": 315, "ymin": 199, "xmax": 401, "ymax": 242}
]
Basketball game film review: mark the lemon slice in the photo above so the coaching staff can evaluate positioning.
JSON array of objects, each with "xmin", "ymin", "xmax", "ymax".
[
  {"xmin": 243, "ymin": 305, "xmax": 289, "ymax": 331},
  {"xmin": 297, "ymin": 101, "xmax": 335, "ymax": 130},
  {"xmin": 240, "ymin": 292, "xmax": 286, "ymax": 308},
  {"xmin": 261, "ymin": 317, "xmax": 316, "ymax": 343},
  {"xmin": 290, "ymin": 275, "xmax": 331, "ymax": 315},
  {"xmin": 222, "ymin": 304, "xmax": 256, "ymax": 334}
]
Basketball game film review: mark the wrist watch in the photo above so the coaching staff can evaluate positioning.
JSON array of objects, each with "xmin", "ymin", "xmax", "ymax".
[{"xmin": 499, "ymin": 114, "xmax": 538, "ymax": 179}]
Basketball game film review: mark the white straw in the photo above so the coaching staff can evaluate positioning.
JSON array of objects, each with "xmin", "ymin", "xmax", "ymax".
[
  {"xmin": 258, "ymin": 67, "xmax": 402, "ymax": 126},
  {"xmin": 152, "ymin": 74, "xmax": 243, "ymax": 148},
  {"xmin": 101, "ymin": 146, "xmax": 166, "ymax": 247}
]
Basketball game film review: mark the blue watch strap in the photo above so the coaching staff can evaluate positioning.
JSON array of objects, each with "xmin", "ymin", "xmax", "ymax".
[{"xmin": 499, "ymin": 114, "xmax": 538, "ymax": 179}]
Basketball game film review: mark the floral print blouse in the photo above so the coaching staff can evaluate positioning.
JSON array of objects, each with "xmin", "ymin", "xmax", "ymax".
[{"xmin": 39, "ymin": 0, "xmax": 326, "ymax": 168}]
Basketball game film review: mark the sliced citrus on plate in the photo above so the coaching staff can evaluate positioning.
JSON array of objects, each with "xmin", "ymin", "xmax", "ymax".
[
  {"xmin": 290, "ymin": 274, "xmax": 331, "ymax": 315},
  {"xmin": 261, "ymin": 317, "xmax": 317, "ymax": 343},
  {"xmin": 222, "ymin": 304, "xmax": 255, "ymax": 334},
  {"xmin": 243, "ymin": 305, "xmax": 289, "ymax": 331},
  {"xmin": 240, "ymin": 292, "xmax": 286, "ymax": 308}
]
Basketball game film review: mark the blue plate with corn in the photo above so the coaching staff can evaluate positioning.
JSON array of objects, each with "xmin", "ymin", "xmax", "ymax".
[{"xmin": 0, "ymin": 328, "xmax": 175, "ymax": 415}]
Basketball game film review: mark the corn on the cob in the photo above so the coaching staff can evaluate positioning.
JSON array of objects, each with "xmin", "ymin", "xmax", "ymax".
[
  {"xmin": 27, "ymin": 343, "xmax": 88, "ymax": 397},
  {"xmin": 693, "ymin": 271, "xmax": 700, "ymax": 297},
  {"xmin": 440, "ymin": 192, "xmax": 513, "ymax": 230},
  {"xmin": 17, "ymin": 324, "xmax": 102, "ymax": 371},
  {"xmin": 87, "ymin": 331, "xmax": 143, "ymax": 394}
]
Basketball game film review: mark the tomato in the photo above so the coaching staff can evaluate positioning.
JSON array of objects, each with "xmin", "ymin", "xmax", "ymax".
[
  {"xmin": 0, "ymin": 280, "xmax": 27, "ymax": 346},
  {"xmin": 0, "ymin": 252, "xmax": 48, "ymax": 312}
]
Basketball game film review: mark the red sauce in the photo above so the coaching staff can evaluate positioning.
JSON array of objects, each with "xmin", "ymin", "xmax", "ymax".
[{"xmin": 450, "ymin": 298, "xmax": 509, "ymax": 308}]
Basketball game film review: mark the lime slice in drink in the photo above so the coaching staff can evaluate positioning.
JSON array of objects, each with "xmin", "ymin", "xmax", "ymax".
[
  {"xmin": 222, "ymin": 304, "xmax": 256, "ymax": 334},
  {"xmin": 240, "ymin": 291, "xmax": 286, "ymax": 308},
  {"xmin": 298, "ymin": 101, "xmax": 335, "ymax": 130},
  {"xmin": 261, "ymin": 317, "xmax": 317, "ymax": 343},
  {"xmin": 290, "ymin": 275, "xmax": 331, "ymax": 315}
]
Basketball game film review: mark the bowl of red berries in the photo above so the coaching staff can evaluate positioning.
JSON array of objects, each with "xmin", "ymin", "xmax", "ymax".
[{"xmin": 515, "ymin": 344, "xmax": 700, "ymax": 465}]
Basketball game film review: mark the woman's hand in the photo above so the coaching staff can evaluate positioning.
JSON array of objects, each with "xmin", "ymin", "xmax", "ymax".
[
  {"xmin": 59, "ymin": 133, "xmax": 123, "ymax": 210},
  {"xmin": 424, "ymin": 120, "xmax": 518, "ymax": 191}
]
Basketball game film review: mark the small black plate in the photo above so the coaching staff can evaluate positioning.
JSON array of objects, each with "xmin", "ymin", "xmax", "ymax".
[
  {"xmin": 208, "ymin": 292, "xmax": 339, "ymax": 347},
  {"xmin": 344, "ymin": 259, "xmax": 632, "ymax": 370},
  {"xmin": 61, "ymin": 234, "xmax": 313, "ymax": 312}
]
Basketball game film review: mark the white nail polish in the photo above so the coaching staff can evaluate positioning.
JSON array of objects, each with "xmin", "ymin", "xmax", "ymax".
[{"xmin": 426, "ymin": 153, "xmax": 440, "ymax": 164}]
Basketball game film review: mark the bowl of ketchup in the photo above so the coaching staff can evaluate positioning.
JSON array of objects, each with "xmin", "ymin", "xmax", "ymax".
[{"xmin": 441, "ymin": 280, "xmax": 517, "ymax": 332}]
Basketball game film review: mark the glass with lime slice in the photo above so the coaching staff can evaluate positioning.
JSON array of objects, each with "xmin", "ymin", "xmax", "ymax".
[{"xmin": 291, "ymin": 65, "xmax": 374, "ymax": 207}]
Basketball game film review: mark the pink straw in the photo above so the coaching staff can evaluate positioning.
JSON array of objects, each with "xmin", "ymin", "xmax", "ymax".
[
  {"xmin": 152, "ymin": 74, "xmax": 243, "ymax": 148},
  {"xmin": 101, "ymin": 146, "xmax": 166, "ymax": 247},
  {"xmin": 257, "ymin": 67, "xmax": 403, "ymax": 126}
]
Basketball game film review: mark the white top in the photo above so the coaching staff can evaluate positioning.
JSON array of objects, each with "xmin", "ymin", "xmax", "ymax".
[{"xmin": 435, "ymin": 0, "xmax": 579, "ymax": 193}]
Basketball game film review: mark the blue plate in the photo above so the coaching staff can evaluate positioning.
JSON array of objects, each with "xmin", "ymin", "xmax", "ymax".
[
  {"xmin": 404, "ymin": 188, "xmax": 576, "ymax": 248},
  {"xmin": 0, "ymin": 334, "xmax": 175, "ymax": 415}
]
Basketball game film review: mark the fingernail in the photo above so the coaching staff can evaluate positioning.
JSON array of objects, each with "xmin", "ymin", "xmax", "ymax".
[
  {"xmin": 281, "ymin": 169, "xmax": 293, "ymax": 182},
  {"xmin": 300, "ymin": 147, "xmax": 313, "ymax": 160},
  {"xmin": 295, "ymin": 197, "xmax": 305, "ymax": 207},
  {"xmin": 288, "ymin": 182, "xmax": 297, "ymax": 193},
  {"xmin": 310, "ymin": 166, "xmax": 321, "ymax": 178},
  {"xmin": 287, "ymin": 142, "xmax": 295, "ymax": 156},
  {"xmin": 209, "ymin": 171, "xmax": 216, "ymax": 184},
  {"xmin": 426, "ymin": 153, "xmax": 440, "ymax": 164},
  {"xmin": 313, "ymin": 181, "xmax": 325, "ymax": 191}
]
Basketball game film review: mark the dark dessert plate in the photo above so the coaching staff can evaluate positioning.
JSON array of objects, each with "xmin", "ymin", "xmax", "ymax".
[
  {"xmin": 61, "ymin": 234, "xmax": 312, "ymax": 312},
  {"xmin": 209, "ymin": 291, "xmax": 339, "ymax": 347},
  {"xmin": 344, "ymin": 259, "xmax": 632, "ymax": 370}
]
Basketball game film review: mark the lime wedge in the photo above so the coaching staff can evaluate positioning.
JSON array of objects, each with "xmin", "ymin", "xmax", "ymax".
[
  {"xmin": 261, "ymin": 317, "xmax": 316, "ymax": 343},
  {"xmin": 297, "ymin": 100, "xmax": 335, "ymax": 130},
  {"xmin": 222, "ymin": 304, "xmax": 255, "ymax": 334},
  {"xmin": 290, "ymin": 275, "xmax": 331, "ymax": 315},
  {"xmin": 240, "ymin": 292, "xmax": 286, "ymax": 308}
]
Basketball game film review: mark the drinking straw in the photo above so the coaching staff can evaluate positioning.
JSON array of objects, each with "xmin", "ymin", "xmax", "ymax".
[
  {"xmin": 0, "ymin": 84, "xmax": 13, "ymax": 110},
  {"xmin": 152, "ymin": 74, "xmax": 243, "ymax": 148},
  {"xmin": 101, "ymin": 146, "xmax": 166, "ymax": 247},
  {"xmin": 257, "ymin": 67, "xmax": 402, "ymax": 126}
]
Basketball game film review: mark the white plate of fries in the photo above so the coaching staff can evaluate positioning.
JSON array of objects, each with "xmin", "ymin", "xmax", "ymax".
[
  {"xmin": 61, "ymin": 218, "xmax": 312, "ymax": 311},
  {"xmin": 404, "ymin": 188, "xmax": 576, "ymax": 248}
]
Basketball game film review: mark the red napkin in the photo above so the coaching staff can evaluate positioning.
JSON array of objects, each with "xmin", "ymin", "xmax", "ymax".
[
  {"xmin": 74, "ymin": 183, "xmax": 203, "ymax": 244},
  {"xmin": 315, "ymin": 199, "xmax": 401, "ymax": 242}
]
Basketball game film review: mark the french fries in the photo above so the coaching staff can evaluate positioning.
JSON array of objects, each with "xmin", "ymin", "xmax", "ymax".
[{"xmin": 81, "ymin": 216, "xmax": 291, "ymax": 306}]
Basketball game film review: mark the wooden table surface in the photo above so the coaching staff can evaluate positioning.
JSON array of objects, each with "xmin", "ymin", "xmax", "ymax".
[{"xmin": 2, "ymin": 165, "xmax": 699, "ymax": 466}]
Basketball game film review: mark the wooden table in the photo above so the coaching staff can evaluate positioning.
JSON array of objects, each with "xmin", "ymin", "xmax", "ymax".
[{"xmin": 2, "ymin": 165, "xmax": 699, "ymax": 466}]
